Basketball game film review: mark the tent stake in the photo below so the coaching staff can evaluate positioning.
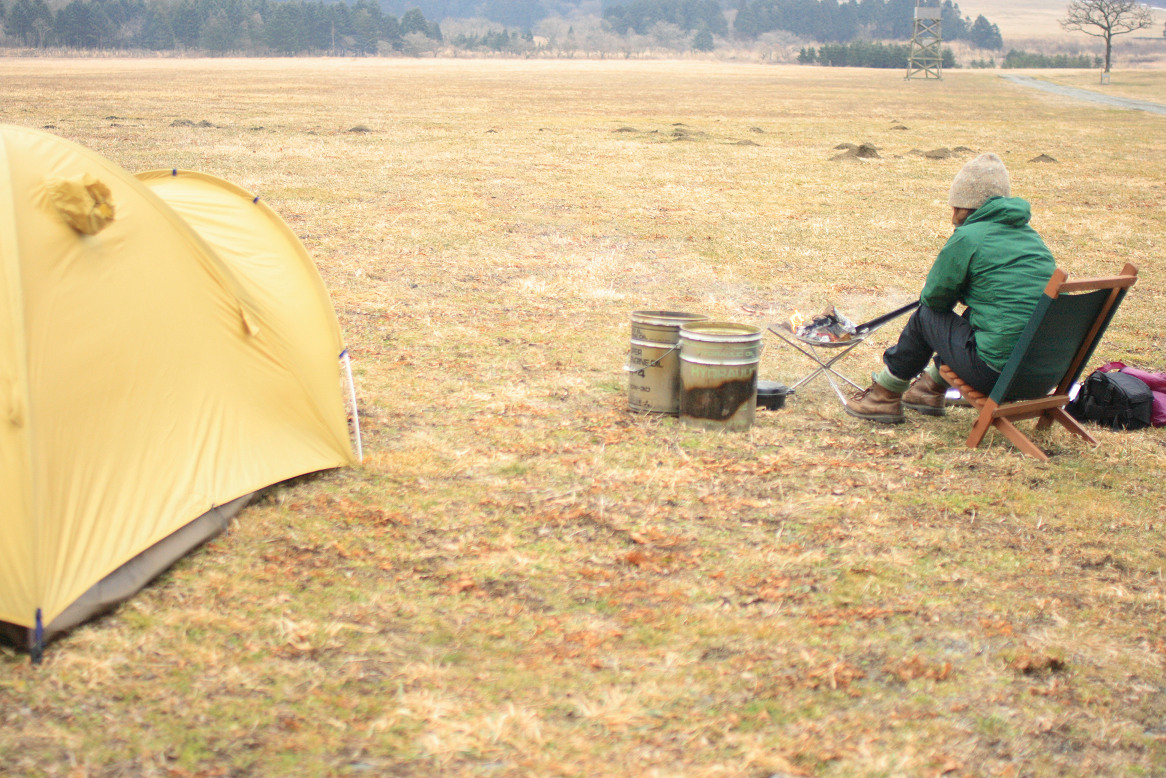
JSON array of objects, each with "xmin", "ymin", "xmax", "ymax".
[
  {"xmin": 341, "ymin": 350, "xmax": 363, "ymax": 462},
  {"xmin": 31, "ymin": 608, "xmax": 44, "ymax": 665}
]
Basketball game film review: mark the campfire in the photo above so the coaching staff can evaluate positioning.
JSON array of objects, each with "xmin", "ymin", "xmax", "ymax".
[{"xmin": 787, "ymin": 306, "xmax": 858, "ymax": 343}]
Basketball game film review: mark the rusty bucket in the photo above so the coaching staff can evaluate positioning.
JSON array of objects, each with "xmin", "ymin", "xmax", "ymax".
[
  {"xmin": 627, "ymin": 311, "xmax": 708, "ymax": 414},
  {"xmin": 678, "ymin": 322, "xmax": 763, "ymax": 431}
]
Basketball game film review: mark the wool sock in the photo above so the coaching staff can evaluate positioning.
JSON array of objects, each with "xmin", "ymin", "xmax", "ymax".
[{"xmin": 873, "ymin": 368, "xmax": 911, "ymax": 394}]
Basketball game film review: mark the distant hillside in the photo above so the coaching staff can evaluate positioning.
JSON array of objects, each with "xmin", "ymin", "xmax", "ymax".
[
  {"xmin": 952, "ymin": 0, "xmax": 1070, "ymax": 37},
  {"xmin": 930, "ymin": 0, "xmax": 1163, "ymax": 37}
]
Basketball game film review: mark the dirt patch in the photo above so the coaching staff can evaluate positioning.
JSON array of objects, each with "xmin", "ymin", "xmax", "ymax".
[
  {"xmin": 1030, "ymin": 153, "xmax": 1058, "ymax": 163},
  {"xmin": 909, "ymin": 147, "xmax": 953, "ymax": 159},
  {"xmin": 831, "ymin": 143, "xmax": 880, "ymax": 160}
]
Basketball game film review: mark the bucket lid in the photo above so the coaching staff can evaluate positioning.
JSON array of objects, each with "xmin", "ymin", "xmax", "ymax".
[
  {"xmin": 679, "ymin": 321, "xmax": 763, "ymax": 343},
  {"xmin": 632, "ymin": 310, "xmax": 709, "ymax": 326}
]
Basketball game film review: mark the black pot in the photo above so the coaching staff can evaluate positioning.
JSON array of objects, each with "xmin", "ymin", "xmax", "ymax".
[{"xmin": 757, "ymin": 380, "xmax": 790, "ymax": 410}]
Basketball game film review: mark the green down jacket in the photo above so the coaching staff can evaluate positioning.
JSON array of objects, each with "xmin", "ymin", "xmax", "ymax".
[{"xmin": 921, "ymin": 196, "xmax": 1056, "ymax": 373}]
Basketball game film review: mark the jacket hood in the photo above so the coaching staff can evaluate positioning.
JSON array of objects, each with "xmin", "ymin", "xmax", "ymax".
[{"xmin": 965, "ymin": 196, "xmax": 1032, "ymax": 228}]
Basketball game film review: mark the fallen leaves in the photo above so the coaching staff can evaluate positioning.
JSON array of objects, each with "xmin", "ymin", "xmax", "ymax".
[
  {"xmin": 802, "ymin": 659, "xmax": 866, "ymax": 691},
  {"xmin": 449, "ymin": 576, "xmax": 477, "ymax": 594},
  {"xmin": 884, "ymin": 654, "xmax": 953, "ymax": 682},
  {"xmin": 1008, "ymin": 647, "xmax": 1067, "ymax": 676}
]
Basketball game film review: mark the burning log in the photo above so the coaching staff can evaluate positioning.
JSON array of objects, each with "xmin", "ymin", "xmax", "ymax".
[{"xmin": 788, "ymin": 306, "xmax": 858, "ymax": 343}]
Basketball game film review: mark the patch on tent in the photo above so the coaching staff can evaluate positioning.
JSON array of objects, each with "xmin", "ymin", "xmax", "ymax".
[
  {"xmin": 5, "ymin": 378, "xmax": 24, "ymax": 426},
  {"xmin": 45, "ymin": 174, "xmax": 116, "ymax": 235},
  {"xmin": 240, "ymin": 307, "xmax": 261, "ymax": 336}
]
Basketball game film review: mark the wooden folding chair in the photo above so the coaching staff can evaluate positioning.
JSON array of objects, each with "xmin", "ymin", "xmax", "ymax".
[{"xmin": 939, "ymin": 263, "xmax": 1138, "ymax": 461}]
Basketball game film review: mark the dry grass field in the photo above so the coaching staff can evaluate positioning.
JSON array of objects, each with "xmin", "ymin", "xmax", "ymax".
[
  {"xmin": 2, "ymin": 59, "xmax": 1165, "ymax": 777},
  {"xmin": 954, "ymin": 0, "xmax": 1075, "ymax": 38}
]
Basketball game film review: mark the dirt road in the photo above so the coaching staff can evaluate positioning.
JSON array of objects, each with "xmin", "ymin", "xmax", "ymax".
[{"xmin": 1001, "ymin": 74, "xmax": 1166, "ymax": 116}]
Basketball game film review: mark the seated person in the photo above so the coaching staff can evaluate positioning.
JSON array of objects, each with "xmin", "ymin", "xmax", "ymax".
[{"xmin": 846, "ymin": 153, "xmax": 1058, "ymax": 424}]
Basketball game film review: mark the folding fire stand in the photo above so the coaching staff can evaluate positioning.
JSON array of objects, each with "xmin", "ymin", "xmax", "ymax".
[{"xmin": 768, "ymin": 301, "xmax": 919, "ymax": 405}]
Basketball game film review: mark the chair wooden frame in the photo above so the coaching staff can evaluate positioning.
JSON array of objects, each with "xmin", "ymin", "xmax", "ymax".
[{"xmin": 939, "ymin": 263, "xmax": 1138, "ymax": 461}]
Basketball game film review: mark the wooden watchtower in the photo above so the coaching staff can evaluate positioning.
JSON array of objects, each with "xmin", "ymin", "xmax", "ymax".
[{"xmin": 905, "ymin": 0, "xmax": 943, "ymax": 80}]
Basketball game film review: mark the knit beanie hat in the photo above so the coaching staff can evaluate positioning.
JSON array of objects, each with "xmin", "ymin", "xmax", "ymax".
[{"xmin": 948, "ymin": 153, "xmax": 1011, "ymax": 210}]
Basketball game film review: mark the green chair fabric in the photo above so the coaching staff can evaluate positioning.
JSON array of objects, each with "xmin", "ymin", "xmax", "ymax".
[{"xmin": 940, "ymin": 263, "xmax": 1138, "ymax": 461}]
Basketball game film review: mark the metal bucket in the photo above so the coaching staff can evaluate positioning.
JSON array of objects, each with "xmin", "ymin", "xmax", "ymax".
[
  {"xmin": 627, "ymin": 310, "xmax": 708, "ymax": 414},
  {"xmin": 678, "ymin": 322, "xmax": 763, "ymax": 431}
]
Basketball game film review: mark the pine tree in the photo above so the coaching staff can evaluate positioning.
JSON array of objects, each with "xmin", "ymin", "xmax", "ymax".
[
  {"xmin": 692, "ymin": 24, "xmax": 713, "ymax": 50},
  {"xmin": 139, "ymin": 5, "xmax": 175, "ymax": 48},
  {"xmin": 264, "ymin": 2, "xmax": 302, "ymax": 53},
  {"xmin": 6, "ymin": 0, "xmax": 53, "ymax": 45},
  {"xmin": 969, "ymin": 14, "xmax": 1002, "ymax": 49},
  {"xmin": 399, "ymin": 7, "xmax": 428, "ymax": 35},
  {"xmin": 170, "ymin": 0, "xmax": 201, "ymax": 48}
]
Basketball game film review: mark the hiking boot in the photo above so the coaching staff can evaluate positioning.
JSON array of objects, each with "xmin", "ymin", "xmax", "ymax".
[
  {"xmin": 902, "ymin": 372, "xmax": 948, "ymax": 417},
  {"xmin": 844, "ymin": 382, "xmax": 904, "ymax": 424}
]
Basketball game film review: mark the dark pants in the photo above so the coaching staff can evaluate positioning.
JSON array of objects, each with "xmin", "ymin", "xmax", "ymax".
[{"xmin": 883, "ymin": 306, "xmax": 1001, "ymax": 395}]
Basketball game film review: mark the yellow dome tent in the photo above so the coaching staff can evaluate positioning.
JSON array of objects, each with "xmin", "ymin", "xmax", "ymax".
[{"xmin": 0, "ymin": 124, "xmax": 357, "ymax": 658}]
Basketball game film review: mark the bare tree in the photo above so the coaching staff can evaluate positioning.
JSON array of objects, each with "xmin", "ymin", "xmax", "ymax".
[{"xmin": 1060, "ymin": 0, "xmax": 1154, "ymax": 72}]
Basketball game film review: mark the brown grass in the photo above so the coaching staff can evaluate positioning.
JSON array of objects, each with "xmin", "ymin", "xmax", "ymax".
[{"xmin": 2, "ymin": 59, "xmax": 1165, "ymax": 777}]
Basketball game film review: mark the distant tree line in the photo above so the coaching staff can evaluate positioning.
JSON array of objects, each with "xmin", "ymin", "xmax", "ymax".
[
  {"xmin": 0, "ymin": 0, "xmax": 1008, "ymax": 55},
  {"xmin": 602, "ymin": 0, "xmax": 728, "ymax": 36},
  {"xmin": 1002, "ymin": 49, "xmax": 1101, "ymax": 68},
  {"xmin": 797, "ymin": 40, "xmax": 955, "ymax": 67},
  {"xmin": 448, "ymin": 26, "xmax": 533, "ymax": 52},
  {"xmin": 0, "ymin": 0, "xmax": 442, "ymax": 53},
  {"xmin": 376, "ymin": 0, "xmax": 548, "ymax": 29},
  {"xmin": 734, "ymin": 0, "xmax": 1002, "ymax": 48}
]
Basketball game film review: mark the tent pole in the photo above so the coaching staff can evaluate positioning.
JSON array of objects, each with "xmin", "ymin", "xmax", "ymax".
[{"xmin": 341, "ymin": 350, "xmax": 363, "ymax": 462}]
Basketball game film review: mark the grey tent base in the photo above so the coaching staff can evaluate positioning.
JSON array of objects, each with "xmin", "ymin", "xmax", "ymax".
[{"xmin": 1, "ymin": 492, "xmax": 254, "ymax": 654}]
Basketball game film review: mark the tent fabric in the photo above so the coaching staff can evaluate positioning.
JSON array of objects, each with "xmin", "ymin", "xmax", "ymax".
[
  {"xmin": 135, "ymin": 169, "xmax": 348, "ymax": 430},
  {"xmin": 0, "ymin": 493, "xmax": 254, "ymax": 650},
  {"xmin": 0, "ymin": 124, "xmax": 356, "ymax": 643}
]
